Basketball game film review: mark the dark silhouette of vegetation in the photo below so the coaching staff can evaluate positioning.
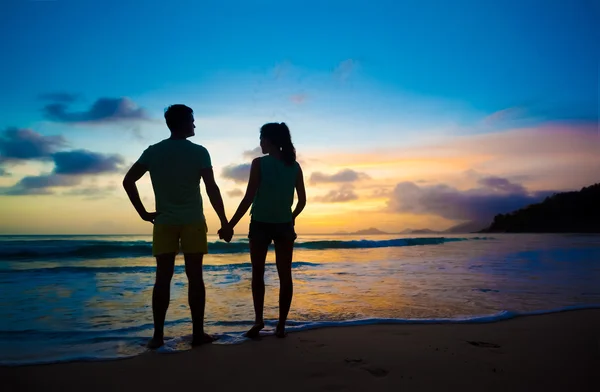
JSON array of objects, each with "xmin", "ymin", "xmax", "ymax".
[{"xmin": 482, "ymin": 183, "xmax": 600, "ymax": 233}]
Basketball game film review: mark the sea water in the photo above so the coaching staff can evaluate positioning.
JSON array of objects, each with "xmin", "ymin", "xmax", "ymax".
[{"xmin": 1, "ymin": 233, "xmax": 599, "ymax": 365}]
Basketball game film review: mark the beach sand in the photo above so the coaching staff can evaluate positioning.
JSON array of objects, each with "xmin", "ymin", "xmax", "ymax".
[{"xmin": 4, "ymin": 309, "xmax": 599, "ymax": 392}]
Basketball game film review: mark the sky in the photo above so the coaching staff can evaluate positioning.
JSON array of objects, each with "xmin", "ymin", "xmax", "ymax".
[{"xmin": 0, "ymin": 0, "xmax": 598, "ymax": 234}]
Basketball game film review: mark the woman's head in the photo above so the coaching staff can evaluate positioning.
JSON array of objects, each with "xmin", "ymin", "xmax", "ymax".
[{"xmin": 260, "ymin": 122, "xmax": 296, "ymax": 165}]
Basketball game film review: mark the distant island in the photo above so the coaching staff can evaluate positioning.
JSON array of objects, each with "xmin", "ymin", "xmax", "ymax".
[
  {"xmin": 481, "ymin": 183, "xmax": 600, "ymax": 233},
  {"xmin": 333, "ymin": 227, "xmax": 388, "ymax": 235}
]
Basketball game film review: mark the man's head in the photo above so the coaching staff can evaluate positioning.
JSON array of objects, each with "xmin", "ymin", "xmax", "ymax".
[{"xmin": 164, "ymin": 104, "xmax": 195, "ymax": 138}]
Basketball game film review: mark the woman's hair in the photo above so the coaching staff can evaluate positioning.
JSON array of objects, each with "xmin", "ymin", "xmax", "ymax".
[{"xmin": 260, "ymin": 122, "xmax": 296, "ymax": 166}]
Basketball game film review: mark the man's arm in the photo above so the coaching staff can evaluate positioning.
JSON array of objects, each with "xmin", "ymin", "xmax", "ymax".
[
  {"xmin": 227, "ymin": 158, "xmax": 261, "ymax": 229},
  {"xmin": 123, "ymin": 162, "xmax": 156, "ymax": 222},
  {"xmin": 292, "ymin": 165, "xmax": 306, "ymax": 223},
  {"xmin": 201, "ymin": 166, "xmax": 228, "ymax": 227}
]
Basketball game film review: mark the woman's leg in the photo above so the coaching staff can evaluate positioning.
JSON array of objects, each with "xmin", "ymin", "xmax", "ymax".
[
  {"xmin": 246, "ymin": 238, "xmax": 270, "ymax": 338},
  {"xmin": 274, "ymin": 238, "xmax": 294, "ymax": 338}
]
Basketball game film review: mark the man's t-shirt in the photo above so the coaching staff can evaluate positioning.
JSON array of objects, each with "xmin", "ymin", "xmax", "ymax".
[{"xmin": 137, "ymin": 139, "xmax": 211, "ymax": 225}]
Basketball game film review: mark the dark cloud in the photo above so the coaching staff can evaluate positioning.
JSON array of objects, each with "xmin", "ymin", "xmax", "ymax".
[
  {"xmin": 2, "ymin": 174, "xmax": 81, "ymax": 195},
  {"xmin": 242, "ymin": 147, "xmax": 263, "ymax": 160},
  {"xmin": 53, "ymin": 150, "xmax": 125, "ymax": 175},
  {"xmin": 310, "ymin": 169, "xmax": 370, "ymax": 184},
  {"xmin": 226, "ymin": 189, "xmax": 244, "ymax": 198},
  {"xmin": 0, "ymin": 128, "xmax": 66, "ymax": 162},
  {"xmin": 388, "ymin": 176, "xmax": 554, "ymax": 221},
  {"xmin": 222, "ymin": 163, "xmax": 251, "ymax": 184},
  {"xmin": 1, "ymin": 150, "xmax": 125, "ymax": 195},
  {"xmin": 314, "ymin": 185, "xmax": 358, "ymax": 203},
  {"xmin": 0, "ymin": 167, "xmax": 10, "ymax": 176},
  {"xmin": 43, "ymin": 97, "xmax": 149, "ymax": 123},
  {"xmin": 38, "ymin": 92, "xmax": 81, "ymax": 103}
]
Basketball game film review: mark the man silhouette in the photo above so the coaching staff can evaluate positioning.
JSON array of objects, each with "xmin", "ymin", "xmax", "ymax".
[{"xmin": 123, "ymin": 104, "xmax": 233, "ymax": 348}]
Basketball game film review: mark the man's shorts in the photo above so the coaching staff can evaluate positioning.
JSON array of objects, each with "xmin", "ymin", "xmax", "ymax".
[
  {"xmin": 248, "ymin": 220, "xmax": 297, "ymax": 244},
  {"xmin": 152, "ymin": 221, "xmax": 208, "ymax": 256}
]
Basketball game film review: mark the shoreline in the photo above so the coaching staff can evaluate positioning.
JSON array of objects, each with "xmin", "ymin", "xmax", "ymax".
[
  {"xmin": 2, "ymin": 304, "xmax": 600, "ymax": 367},
  {"xmin": 4, "ymin": 309, "xmax": 599, "ymax": 391}
]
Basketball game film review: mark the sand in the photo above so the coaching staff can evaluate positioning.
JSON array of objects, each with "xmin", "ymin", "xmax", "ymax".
[{"xmin": 4, "ymin": 309, "xmax": 600, "ymax": 392}]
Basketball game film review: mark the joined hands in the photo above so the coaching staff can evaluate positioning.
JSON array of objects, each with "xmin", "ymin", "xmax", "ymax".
[{"xmin": 218, "ymin": 224, "xmax": 234, "ymax": 243}]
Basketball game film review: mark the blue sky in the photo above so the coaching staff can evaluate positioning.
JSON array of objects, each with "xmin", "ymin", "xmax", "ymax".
[
  {"xmin": 2, "ymin": 0, "xmax": 597, "ymax": 124},
  {"xmin": 0, "ymin": 0, "xmax": 598, "ymax": 234}
]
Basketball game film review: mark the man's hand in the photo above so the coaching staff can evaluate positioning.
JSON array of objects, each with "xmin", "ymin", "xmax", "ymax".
[
  {"xmin": 218, "ymin": 225, "xmax": 234, "ymax": 243},
  {"xmin": 141, "ymin": 211, "xmax": 159, "ymax": 224}
]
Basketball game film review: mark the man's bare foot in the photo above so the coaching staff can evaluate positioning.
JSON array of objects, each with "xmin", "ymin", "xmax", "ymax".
[
  {"xmin": 147, "ymin": 336, "xmax": 164, "ymax": 349},
  {"xmin": 275, "ymin": 324, "xmax": 287, "ymax": 338},
  {"xmin": 191, "ymin": 332, "xmax": 217, "ymax": 347},
  {"xmin": 244, "ymin": 321, "xmax": 265, "ymax": 339}
]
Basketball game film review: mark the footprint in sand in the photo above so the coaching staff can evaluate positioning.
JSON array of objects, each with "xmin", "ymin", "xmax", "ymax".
[
  {"xmin": 344, "ymin": 358, "xmax": 364, "ymax": 366},
  {"xmin": 361, "ymin": 366, "xmax": 390, "ymax": 378},
  {"xmin": 467, "ymin": 341, "xmax": 501, "ymax": 348}
]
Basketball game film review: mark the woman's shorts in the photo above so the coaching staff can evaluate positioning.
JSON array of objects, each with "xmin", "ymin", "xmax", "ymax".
[{"xmin": 248, "ymin": 220, "xmax": 297, "ymax": 243}]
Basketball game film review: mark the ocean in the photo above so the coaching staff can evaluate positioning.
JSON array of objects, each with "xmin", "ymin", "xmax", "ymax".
[{"xmin": 1, "ymin": 233, "xmax": 599, "ymax": 365}]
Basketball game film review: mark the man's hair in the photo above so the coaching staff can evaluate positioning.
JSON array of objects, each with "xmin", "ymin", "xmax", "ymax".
[{"xmin": 164, "ymin": 104, "xmax": 193, "ymax": 131}]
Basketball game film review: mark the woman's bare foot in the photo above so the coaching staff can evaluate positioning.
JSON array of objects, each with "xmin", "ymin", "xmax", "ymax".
[
  {"xmin": 275, "ymin": 323, "xmax": 287, "ymax": 338},
  {"xmin": 191, "ymin": 332, "xmax": 217, "ymax": 347},
  {"xmin": 245, "ymin": 321, "xmax": 265, "ymax": 339},
  {"xmin": 147, "ymin": 335, "xmax": 164, "ymax": 349}
]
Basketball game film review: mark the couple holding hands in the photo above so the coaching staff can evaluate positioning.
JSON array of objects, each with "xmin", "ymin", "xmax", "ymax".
[{"xmin": 123, "ymin": 104, "xmax": 306, "ymax": 348}]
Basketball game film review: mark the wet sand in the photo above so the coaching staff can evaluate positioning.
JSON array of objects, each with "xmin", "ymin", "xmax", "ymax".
[{"xmin": 4, "ymin": 309, "xmax": 599, "ymax": 392}]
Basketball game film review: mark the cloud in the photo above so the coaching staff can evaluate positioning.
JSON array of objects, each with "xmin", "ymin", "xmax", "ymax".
[
  {"xmin": 310, "ymin": 169, "xmax": 370, "ymax": 184},
  {"xmin": 314, "ymin": 185, "xmax": 358, "ymax": 203},
  {"xmin": 227, "ymin": 189, "xmax": 244, "ymax": 198},
  {"xmin": 38, "ymin": 92, "xmax": 81, "ymax": 103},
  {"xmin": 2, "ymin": 174, "xmax": 81, "ymax": 195},
  {"xmin": 1, "ymin": 149, "xmax": 126, "ymax": 195},
  {"xmin": 53, "ymin": 150, "xmax": 125, "ymax": 175},
  {"xmin": 0, "ymin": 128, "xmax": 66, "ymax": 162},
  {"xmin": 0, "ymin": 167, "xmax": 10, "ymax": 176},
  {"xmin": 290, "ymin": 94, "xmax": 307, "ymax": 104},
  {"xmin": 370, "ymin": 188, "xmax": 392, "ymax": 198},
  {"xmin": 43, "ymin": 97, "xmax": 149, "ymax": 124},
  {"xmin": 221, "ymin": 163, "xmax": 251, "ymax": 184},
  {"xmin": 63, "ymin": 185, "xmax": 118, "ymax": 200},
  {"xmin": 333, "ymin": 59, "xmax": 357, "ymax": 82},
  {"xmin": 388, "ymin": 176, "xmax": 554, "ymax": 222},
  {"xmin": 242, "ymin": 147, "xmax": 263, "ymax": 160},
  {"xmin": 483, "ymin": 107, "xmax": 525, "ymax": 126},
  {"xmin": 272, "ymin": 61, "xmax": 293, "ymax": 80}
]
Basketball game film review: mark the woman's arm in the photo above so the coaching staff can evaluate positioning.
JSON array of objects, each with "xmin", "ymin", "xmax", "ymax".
[
  {"xmin": 292, "ymin": 165, "xmax": 306, "ymax": 223},
  {"xmin": 227, "ymin": 158, "xmax": 261, "ymax": 229}
]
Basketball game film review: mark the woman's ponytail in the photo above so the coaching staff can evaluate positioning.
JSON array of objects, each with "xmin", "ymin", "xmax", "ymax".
[{"xmin": 278, "ymin": 123, "xmax": 296, "ymax": 166}]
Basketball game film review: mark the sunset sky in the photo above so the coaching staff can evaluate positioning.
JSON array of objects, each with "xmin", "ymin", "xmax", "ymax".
[{"xmin": 0, "ymin": 0, "xmax": 598, "ymax": 234}]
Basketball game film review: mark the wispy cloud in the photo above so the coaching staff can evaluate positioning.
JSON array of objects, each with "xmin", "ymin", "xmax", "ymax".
[
  {"xmin": 38, "ymin": 92, "xmax": 81, "ymax": 103},
  {"xmin": 333, "ymin": 59, "xmax": 357, "ymax": 82},
  {"xmin": 242, "ymin": 147, "xmax": 263, "ymax": 160},
  {"xmin": 221, "ymin": 163, "xmax": 251, "ymax": 184},
  {"xmin": 226, "ymin": 188, "xmax": 244, "ymax": 198},
  {"xmin": 314, "ymin": 185, "xmax": 358, "ymax": 203},
  {"xmin": 310, "ymin": 169, "xmax": 370, "ymax": 184},
  {"xmin": 290, "ymin": 93, "xmax": 308, "ymax": 104},
  {"xmin": 43, "ymin": 97, "xmax": 150, "ymax": 124}
]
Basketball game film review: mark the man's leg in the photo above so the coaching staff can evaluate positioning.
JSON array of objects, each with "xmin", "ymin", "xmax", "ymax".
[
  {"xmin": 183, "ymin": 253, "xmax": 215, "ymax": 346},
  {"xmin": 180, "ymin": 222, "xmax": 213, "ymax": 346},
  {"xmin": 148, "ymin": 253, "xmax": 176, "ymax": 348}
]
